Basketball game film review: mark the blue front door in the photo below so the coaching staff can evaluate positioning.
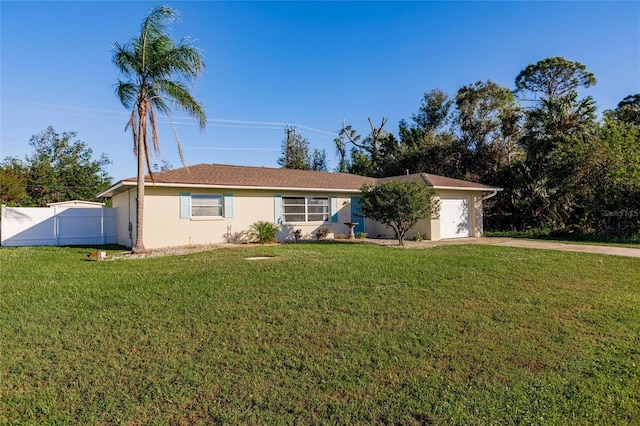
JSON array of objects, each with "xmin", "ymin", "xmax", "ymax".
[{"xmin": 350, "ymin": 197, "xmax": 365, "ymax": 234}]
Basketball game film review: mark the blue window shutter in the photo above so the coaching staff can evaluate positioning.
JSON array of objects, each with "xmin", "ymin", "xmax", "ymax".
[
  {"xmin": 274, "ymin": 194, "xmax": 282, "ymax": 224},
  {"xmin": 331, "ymin": 196, "xmax": 338, "ymax": 223},
  {"xmin": 224, "ymin": 193, "xmax": 234, "ymax": 218},
  {"xmin": 180, "ymin": 192, "xmax": 191, "ymax": 218}
]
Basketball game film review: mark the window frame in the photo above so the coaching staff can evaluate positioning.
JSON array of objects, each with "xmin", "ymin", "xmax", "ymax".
[
  {"xmin": 190, "ymin": 193, "xmax": 223, "ymax": 218},
  {"xmin": 282, "ymin": 196, "xmax": 330, "ymax": 223}
]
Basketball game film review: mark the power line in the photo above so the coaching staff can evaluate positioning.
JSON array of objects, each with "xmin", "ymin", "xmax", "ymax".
[
  {"xmin": 184, "ymin": 146, "xmax": 280, "ymax": 151},
  {"xmin": 2, "ymin": 99, "xmax": 339, "ymax": 139}
]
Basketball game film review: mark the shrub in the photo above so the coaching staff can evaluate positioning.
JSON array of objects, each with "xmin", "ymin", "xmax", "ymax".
[
  {"xmin": 226, "ymin": 231, "xmax": 248, "ymax": 244},
  {"xmin": 360, "ymin": 180, "xmax": 438, "ymax": 246},
  {"xmin": 316, "ymin": 227, "xmax": 329, "ymax": 240},
  {"xmin": 334, "ymin": 233, "xmax": 348, "ymax": 240},
  {"xmin": 293, "ymin": 229, "xmax": 303, "ymax": 242},
  {"xmin": 355, "ymin": 232, "xmax": 367, "ymax": 239},
  {"xmin": 248, "ymin": 221, "xmax": 279, "ymax": 244},
  {"xmin": 413, "ymin": 232, "xmax": 429, "ymax": 242}
]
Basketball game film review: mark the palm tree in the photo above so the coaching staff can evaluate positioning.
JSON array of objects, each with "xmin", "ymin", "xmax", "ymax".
[{"xmin": 113, "ymin": 5, "xmax": 206, "ymax": 253}]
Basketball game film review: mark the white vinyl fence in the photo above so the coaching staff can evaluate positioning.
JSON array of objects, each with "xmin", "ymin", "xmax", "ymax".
[{"xmin": 1, "ymin": 205, "xmax": 116, "ymax": 247}]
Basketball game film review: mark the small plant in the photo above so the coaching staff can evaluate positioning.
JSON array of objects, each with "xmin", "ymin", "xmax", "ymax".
[
  {"xmin": 334, "ymin": 233, "xmax": 348, "ymax": 240},
  {"xmin": 355, "ymin": 232, "xmax": 367, "ymax": 239},
  {"xmin": 226, "ymin": 231, "xmax": 248, "ymax": 244},
  {"xmin": 316, "ymin": 227, "xmax": 329, "ymax": 240},
  {"xmin": 413, "ymin": 232, "xmax": 430, "ymax": 242},
  {"xmin": 293, "ymin": 229, "xmax": 303, "ymax": 242},
  {"xmin": 248, "ymin": 221, "xmax": 280, "ymax": 244}
]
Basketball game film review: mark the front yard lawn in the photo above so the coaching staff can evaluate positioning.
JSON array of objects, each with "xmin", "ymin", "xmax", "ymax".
[{"xmin": 1, "ymin": 244, "xmax": 639, "ymax": 424}]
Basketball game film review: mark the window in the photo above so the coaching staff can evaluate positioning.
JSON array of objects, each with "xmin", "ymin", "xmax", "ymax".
[
  {"xmin": 282, "ymin": 196, "xmax": 329, "ymax": 222},
  {"xmin": 191, "ymin": 194, "xmax": 222, "ymax": 217}
]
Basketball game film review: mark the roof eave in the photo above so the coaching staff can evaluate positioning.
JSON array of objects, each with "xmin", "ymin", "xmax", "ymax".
[
  {"xmin": 430, "ymin": 185, "xmax": 503, "ymax": 192},
  {"xmin": 104, "ymin": 180, "xmax": 365, "ymax": 194},
  {"xmin": 96, "ymin": 181, "xmax": 128, "ymax": 198}
]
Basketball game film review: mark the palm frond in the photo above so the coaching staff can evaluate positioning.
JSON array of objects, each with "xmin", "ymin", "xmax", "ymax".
[
  {"xmin": 158, "ymin": 79, "xmax": 206, "ymax": 128},
  {"xmin": 148, "ymin": 103, "xmax": 161, "ymax": 155},
  {"xmin": 115, "ymin": 81, "xmax": 138, "ymax": 109},
  {"xmin": 169, "ymin": 117, "xmax": 188, "ymax": 168},
  {"xmin": 140, "ymin": 5, "xmax": 178, "ymax": 42},
  {"xmin": 148, "ymin": 89, "xmax": 172, "ymax": 117},
  {"xmin": 163, "ymin": 42, "xmax": 206, "ymax": 81},
  {"xmin": 112, "ymin": 42, "xmax": 137, "ymax": 76},
  {"xmin": 126, "ymin": 109, "xmax": 138, "ymax": 157},
  {"xmin": 141, "ymin": 128, "xmax": 156, "ymax": 184}
]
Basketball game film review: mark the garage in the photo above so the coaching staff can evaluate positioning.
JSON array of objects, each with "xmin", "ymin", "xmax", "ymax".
[{"xmin": 439, "ymin": 196, "xmax": 471, "ymax": 239}]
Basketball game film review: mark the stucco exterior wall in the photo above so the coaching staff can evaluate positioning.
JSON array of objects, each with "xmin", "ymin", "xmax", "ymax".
[
  {"xmin": 112, "ymin": 189, "xmax": 135, "ymax": 248},
  {"xmin": 111, "ymin": 186, "xmax": 486, "ymax": 249},
  {"xmin": 121, "ymin": 187, "xmax": 362, "ymax": 249},
  {"xmin": 474, "ymin": 194, "xmax": 484, "ymax": 237}
]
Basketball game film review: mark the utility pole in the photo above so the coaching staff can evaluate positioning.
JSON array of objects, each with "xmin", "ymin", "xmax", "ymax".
[{"xmin": 285, "ymin": 126, "xmax": 295, "ymax": 168}]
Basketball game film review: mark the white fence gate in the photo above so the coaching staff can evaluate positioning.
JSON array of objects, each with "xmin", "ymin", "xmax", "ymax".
[{"xmin": 1, "ymin": 205, "xmax": 116, "ymax": 247}]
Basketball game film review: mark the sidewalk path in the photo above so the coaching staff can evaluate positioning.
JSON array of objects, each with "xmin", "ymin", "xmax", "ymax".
[{"xmin": 439, "ymin": 237, "xmax": 640, "ymax": 258}]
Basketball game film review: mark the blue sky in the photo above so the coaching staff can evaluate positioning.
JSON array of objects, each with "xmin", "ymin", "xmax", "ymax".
[{"xmin": 2, "ymin": 1, "xmax": 639, "ymax": 181}]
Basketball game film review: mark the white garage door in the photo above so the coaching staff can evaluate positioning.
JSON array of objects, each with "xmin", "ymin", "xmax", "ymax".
[{"xmin": 440, "ymin": 196, "xmax": 471, "ymax": 239}]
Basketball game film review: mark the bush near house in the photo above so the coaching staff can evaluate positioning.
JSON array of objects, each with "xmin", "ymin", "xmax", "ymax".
[
  {"xmin": 247, "ymin": 221, "xmax": 280, "ymax": 244},
  {"xmin": 360, "ymin": 180, "xmax": 438, "ymax": 246}
]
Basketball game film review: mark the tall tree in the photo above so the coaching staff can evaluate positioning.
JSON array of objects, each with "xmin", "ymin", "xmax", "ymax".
[
  {"xmin": 606, "ymin": 94, "xmax": 640, "ymax": 127},
  {"xmin": 278, "ymin": 129, "xmax": 328, "ymax": 171},
  {"xmin": 0, "ymin": 127, "xmax": 112, "ymax": 206},
  {"xmin": 516, "ymin": 92, "xmax": 597, "ymax": 228},
  {"xmin": 412, "ymin": 88, "xmax": 453, "ymax": 133},
  {"xmin": 278, "ymin": 128, "xmax": 310, "ymax": 169},
  {"xmin": 333, "ymin": 122, "xmax": 353, "ymax": 173},
  {"xmin": 396, "ymin": 90, "xmax": 468, "ymax": 180},
  {"xmin": 515, "ymin": 56, "xmax": 596, "ymax": 101},
  {"xmin": 337, "ymin": 118, "xmax": 398, "ymax": 177},
  {"xmin": 455, "ymin": 81, "xmax": 519, "ymax": 151},
  {"xmin": 310, "ymin": 148, "xmax": 328, "ymax": 171},
  {"xmin": 509, "ymin": 57, "xmax": 599, "ymax": 230},
  {"xmin": 113, "ymin": 5, "xmax": 206, "ymax": 253},
  {"xmin": 0, "ymin": 159, "xmax": 31, "ymax": 206},
  {"xmin": 582, "ymin": 117, "xmax": 640, "ymax": 235}
]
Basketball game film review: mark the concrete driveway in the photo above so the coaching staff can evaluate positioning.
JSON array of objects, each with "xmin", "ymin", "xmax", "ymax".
[
  {"xmin": 438, "ymin": 237, "xmax": 640, "ymax": 258},
  {"xmin": 368, "ymin": 237, "xmax": 640, "ymax": 258}
]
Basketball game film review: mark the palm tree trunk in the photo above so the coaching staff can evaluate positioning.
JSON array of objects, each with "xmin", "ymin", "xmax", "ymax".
[{"xmin": 133, "ymin": 105, "xmax": 147, "ymax": 253}]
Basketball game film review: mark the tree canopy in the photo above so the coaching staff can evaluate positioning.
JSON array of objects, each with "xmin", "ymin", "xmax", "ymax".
[
  {"xmin": 278, "ymin": 128, "xmax": 328, "ymax": 171},
  {"xmin": 0, "ymin": 126, "xmax": 112, "ymax": 206},
  {"xmin": 360, "ymin": 180, "xmax": 438, "ymax": 246},
  {"xmin": 335, "ymin": 56, "xmax": 639, "ymax": 239},
  {"xmin": 515, "ymin": 56, "xmax": 596, "ymax": 100}
]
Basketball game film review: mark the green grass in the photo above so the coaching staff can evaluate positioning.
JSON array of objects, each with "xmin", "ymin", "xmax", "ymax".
[{"xmin": 1, "ymin": 244, "xmax": 639, "ymax": 425}]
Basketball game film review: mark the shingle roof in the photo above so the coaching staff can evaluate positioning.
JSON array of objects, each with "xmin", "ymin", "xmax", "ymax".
[
  {"xmin": 99, "ymin": 163, "xmax": 498, "ymax": 197},
  {"xmin": 380, "ymin": 173, "xmax": 496, "ymax": 190},
  {"xmin": 121, "ymin": 163, "xmax": 377, "ymax": 190}
]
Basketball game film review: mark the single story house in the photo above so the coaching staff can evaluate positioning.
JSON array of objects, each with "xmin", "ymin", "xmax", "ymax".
[{"xmin": 97, "ymin": 163, "xmax": 499, "ymax": 249}]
